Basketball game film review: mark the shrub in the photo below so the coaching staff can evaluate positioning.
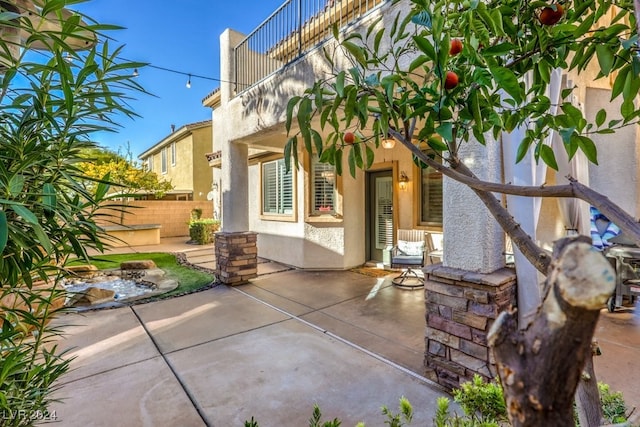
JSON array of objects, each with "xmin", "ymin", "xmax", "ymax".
[
  {"xmin": 597, "ymin": 382, "xmax": 629, "ymax": 425},
  {"xmin": 0, "ymin": 0, "xmax": 143, "ymax": 422},
  {"xmin": 452, "ymin": 375, "xmax": 507, "ymax": 425},
  {"xmin": 188, "ymin": 218, "xmax": 221, "ymax": 244},
  {"xmin": 439, "ymin": 375, "xmax": 631, "ymax": 427},
  {"xmin": 245, "ymin": 397, "xmax": 413, "ymax": 426}
]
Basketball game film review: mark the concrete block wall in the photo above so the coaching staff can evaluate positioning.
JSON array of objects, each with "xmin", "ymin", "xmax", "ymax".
[
  {"xmin": 423, "ymin": 264, "xmax": 517, "ymax": 390},
  {"xmin": 97, "ymin": 201, "xmax": 214, "ymax": 238}
]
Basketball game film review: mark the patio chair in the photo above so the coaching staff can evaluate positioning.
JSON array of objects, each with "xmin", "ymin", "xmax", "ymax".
[
  {"xmin": 425, "ymin": 232, "xmax": 443, "ymax": 264},
  {"xmin": 391, "ymin": 229, "xmax": 426, "ymax": 289}
]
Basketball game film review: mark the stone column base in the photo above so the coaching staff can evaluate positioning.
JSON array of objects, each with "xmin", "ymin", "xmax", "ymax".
[
  {"xmin": 423, "ymin": 264, "xmax": 517, "ymax": 390},
  {"xmin": 215, "ymin": 231, "xmax": 258, "ymax": 285}
]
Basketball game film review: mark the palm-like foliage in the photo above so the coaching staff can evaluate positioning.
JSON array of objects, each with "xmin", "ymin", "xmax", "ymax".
[{"xmin": 0, "ymin": 1, "xmax": 145, "ymax": 424}]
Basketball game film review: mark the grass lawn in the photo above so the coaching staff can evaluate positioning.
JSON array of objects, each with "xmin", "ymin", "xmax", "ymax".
[{"xmin": 69, "ymin": 252, "xmax": 216, "ymax": 300}]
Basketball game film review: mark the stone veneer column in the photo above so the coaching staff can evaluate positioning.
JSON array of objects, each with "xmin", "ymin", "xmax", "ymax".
[
  {"xmin": 215, "ymin": 231, "xmax": 258, "ymax": 285},
  {"xmin": 423, "ymin": 264, "xmax": 516, "ymax": 390}
]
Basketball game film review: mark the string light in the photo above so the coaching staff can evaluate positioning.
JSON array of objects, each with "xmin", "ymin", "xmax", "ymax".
[{"xmin": 3, "ymin": 1, "xmax": 233, "ymax": 86}]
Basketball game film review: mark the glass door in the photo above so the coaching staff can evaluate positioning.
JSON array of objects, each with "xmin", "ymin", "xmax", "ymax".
[{"xmin": 366, "ymin": 170, "xmax": 394, "ymax": 262}]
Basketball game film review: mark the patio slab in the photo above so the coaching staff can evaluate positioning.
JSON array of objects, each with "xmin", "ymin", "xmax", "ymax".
[
  {"xmin": 249, "ymin": 269, "xmax": 380, "ymax": 309},
  {"xmin": 166, "ymin": 318, "xmax": 445, "ymax": 425},
  {"xmin": 593, "ymin": 306, "xmax": 640, "ymax": 414},
  {"xmin": 133, "ymin": 285, "xmax": 290, "ymax": 354},
  {"xmin": 51, "ymin": 356, "xmax": 206, "ymax": 427},
  {"xmin": 53, "ymin": 307, "xmax": 160, "ymax": 384},
  {"xmin": 235, "ymin": 283, "xmax": 316, "ymax": 317},
  {"xmin": 257, "ymin": 260, "xmax": 292, "ymax": 275}
]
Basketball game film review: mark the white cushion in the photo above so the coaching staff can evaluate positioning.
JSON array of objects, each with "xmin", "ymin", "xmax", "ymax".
[{"xmin": 397, "ymin": 240, "xmax": 424, "ymax": 256}]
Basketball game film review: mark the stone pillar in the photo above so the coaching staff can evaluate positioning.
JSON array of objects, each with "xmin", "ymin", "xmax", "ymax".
[
  {"xmin": 423, "ymin": 264, "xmax": 516, "ymax": 390},
  {"xmin": 443, "ymin": 138, "xmax": 504, "ymax": 273},
  {"xmin": 215, "ymin": 231, "xmax": 258, "ymax": 285},
  {"xmin": 214, "ymin": 28, "xmax": 258, "ymax": 285}
]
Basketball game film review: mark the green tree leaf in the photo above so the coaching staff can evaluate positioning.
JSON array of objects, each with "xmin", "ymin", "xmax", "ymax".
[
  {"xmin": 595, "ymin": 44, "xmax": 615, "ymax": 75},
  {"xmin": 539, "ymin": 144, "xmax": 559, "ymax": 170},
  {"xmin": 576, "ymin": 136, "xmax": 598, "ymax": 164},
  {"xmin": 491, "ymin": 67, "xmax": 522, "ymax": 104},
  {"xmin": 0, "ymin": 210, "xmax": 7, "ymax": 254},
  {"xmin": 595, "ymin": 109, "xmax": 607, "ymax": 127}
]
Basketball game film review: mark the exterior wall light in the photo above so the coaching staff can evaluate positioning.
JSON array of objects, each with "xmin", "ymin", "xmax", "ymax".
[
  {"xmin": 381, "ymin": 136, "xmax": 396, "ymax": 149},
  {"xmin": 399, "ymin": 171, "xmax": 409, "ymax": 191}
]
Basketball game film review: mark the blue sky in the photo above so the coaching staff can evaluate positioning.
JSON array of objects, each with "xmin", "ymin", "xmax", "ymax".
[{"xmin": 74, "ymin": 0, "xmax": 284, "ymax": 157}]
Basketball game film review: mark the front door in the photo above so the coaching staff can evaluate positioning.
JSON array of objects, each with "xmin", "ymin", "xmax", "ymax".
[{"xmin": 366, "ymin": 170, "xmax": 394, "ymax": 263}]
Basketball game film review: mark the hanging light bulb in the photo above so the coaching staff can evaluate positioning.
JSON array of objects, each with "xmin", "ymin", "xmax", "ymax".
[
  {"xmin": 186, "ymin": 74, "xmax": 191, "ymax": 89},
  {"xmin": 132, "ymin": 68, "xmax": 139, "ymax": 77}
]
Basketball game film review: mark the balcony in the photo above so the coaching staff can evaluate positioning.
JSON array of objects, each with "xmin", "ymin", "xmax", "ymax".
[{"xmin": 234, "ymin": 0, "xmax": 387, "ymax": 95}]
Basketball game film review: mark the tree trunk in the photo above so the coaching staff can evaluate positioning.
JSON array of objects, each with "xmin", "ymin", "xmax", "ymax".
[
  {"xmin": 575, "ymin": 341, "xmax": 605, "ymax": 427},
  {"xmin": 488, "ymin": 238, "xmax": 615, "ymax": 426}
]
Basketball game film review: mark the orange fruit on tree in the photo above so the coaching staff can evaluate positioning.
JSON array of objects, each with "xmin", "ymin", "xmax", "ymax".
[
  {"xmin": 343, "ymin": 131, "xmax": 356, "ymax": 144},
  {"xmin": 538, "ymin": 4, "xmax": 564, "ymax": 25},
  {"xmin": 444, "ymin": 71, "xmax": 459, "ymax": 90},
  {"xmin": 449, "ymin": 39, "xmax": 463, "ymax": 56}
]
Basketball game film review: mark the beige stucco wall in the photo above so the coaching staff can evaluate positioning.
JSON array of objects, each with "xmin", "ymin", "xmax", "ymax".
[
  {"xmin": 163, "ymin": 135, "xmax": 194, "ymax": 191},
  {"xmin": 140, "ymin": 123, "xmax": 213, "ymax": 202},
  {"xmin": 97, "ymin": 200, "xmax": 213, "ymax": 238},
  {"xmin": 214, "ymin": 0, "xmax": 638, "ymax": 270},
  {"xmin": 214, "ymin": 0, "xmax": 411, "ymax": 269},
  {"xmin": 192, "ymin": 126, "xmax": 215, "ymax": 200}
]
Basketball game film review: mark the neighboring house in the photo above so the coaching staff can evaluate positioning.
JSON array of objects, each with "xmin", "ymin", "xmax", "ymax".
[
  {"xmin": 138, "ymin": 120, "xmax": 214, "ymax": 201},
  {"xmin": 204, "ymin": 0, "xmax": 638, "ymax": 276}
]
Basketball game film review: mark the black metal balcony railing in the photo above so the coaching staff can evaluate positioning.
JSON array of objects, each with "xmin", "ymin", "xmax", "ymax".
[{"xmin": 234, "ymin": 0, "xmax": 387, "ymax": 94}]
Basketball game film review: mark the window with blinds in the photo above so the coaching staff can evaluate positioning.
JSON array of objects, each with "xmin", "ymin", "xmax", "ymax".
[
  {"xmin": 311, "ymin": 157, "xmax": 335, "ymax": 215},
  {"xmin": 420, "ymin": 154, "xmax": 443, "ymax": 225},
  {"xmin": 262, "ymin": 158, "xmax": 293, "ymax": 216},
  {"xmin": 375, "ymin": 176, "xmax": 394, "ymax": 250}
]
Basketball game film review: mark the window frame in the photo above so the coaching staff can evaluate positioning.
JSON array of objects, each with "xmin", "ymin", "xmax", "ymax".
[
  {"xmin": 304, "ymin": 153, "xmax": 343, "ymax": 223},
  {"xmin": 171, "ymin": 142, "xmax": 177, "ymax": 167},
  {"xmin": 259, "ymin": 156, "xmax": 297, "ymax": 222},
  {"xmin": 415, "ymin": 151, "xmax": 443, "ymax": 229},
  {"xmin": 161, "ymin": 148, "xmax": 168, "ymax": 174},
  {"xmin": 309, "ymin": 155, "xmax": 337, "ymax": 216}
]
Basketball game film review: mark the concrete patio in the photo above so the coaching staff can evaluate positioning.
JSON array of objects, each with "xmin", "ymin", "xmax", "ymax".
[
  {"xmin": 51, "ymin": 240, "xmax": 448, "ymax": 426},
  {"xmin": 48, "ymin": 237, "xmax": 640, "ymax": 425}
]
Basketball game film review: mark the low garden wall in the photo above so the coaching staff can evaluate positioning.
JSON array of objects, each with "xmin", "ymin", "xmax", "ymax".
[
  {"xmin": 97, "ymin": 201, "xmax": 213, "ymax": 238},
  {"xmin": 103, "ymin": 224, "xmax": 161, "ymax": 247},
  {"xmin": 423, "ymin": 264, "xmax": 517, "ymax": 390}
]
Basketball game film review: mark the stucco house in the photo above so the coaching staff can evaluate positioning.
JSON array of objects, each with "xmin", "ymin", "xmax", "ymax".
[
  {"xmin": 138, "ymin": 120, "xmax": 214, "ymax": 202},
  {"xmin": 205, "ymin": 0, "xmax": 637, "ymax": 277},
  {"xmin": 204, "ymin": 0, "xmax": 638, "ymax": 389}
]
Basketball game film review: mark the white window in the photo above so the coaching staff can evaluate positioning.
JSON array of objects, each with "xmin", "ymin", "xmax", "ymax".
[
  {"xmin": 420, "ymin": 153, "xmax": 443, "ymax": 226},
  {"xmin": 171, "ymin": 142, "xmax": 176, "ymax": 166},
  {"xmin": 262, "ymin": 158, "xmax": 293, "ymax": 216},
  {"xmin": 161, "ymin": 148, "xmax": 167, "ymax": 174},
  {"xmin": 146, "ymin": 157, "xmax": 153, "ymax": 172},
  {"xmin": 311, "ymin": 156, "xmax": 335, "ymax": 215}
]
